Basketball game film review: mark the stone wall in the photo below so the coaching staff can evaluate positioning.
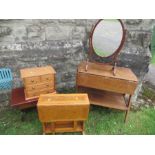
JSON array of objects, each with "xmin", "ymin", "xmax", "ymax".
[{"xmin": 0, "ymin": 19, "xmax": 155, "ymax": 106}]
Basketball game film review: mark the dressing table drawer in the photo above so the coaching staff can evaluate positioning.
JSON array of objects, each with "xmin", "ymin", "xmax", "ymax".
[{"xmin": 77, "ymin": 72, "xmax": 137, "ymax": 95}]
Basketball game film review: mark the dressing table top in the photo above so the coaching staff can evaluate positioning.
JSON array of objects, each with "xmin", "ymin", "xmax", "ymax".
[{"xmin": 78, "ymin": 61, "xmax": 138, "ymax": 82}]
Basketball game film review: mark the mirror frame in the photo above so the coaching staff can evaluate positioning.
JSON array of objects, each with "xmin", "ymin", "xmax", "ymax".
[{"xmin": 89, "ymin": 19, "xmax": 126, "ymax": 60}]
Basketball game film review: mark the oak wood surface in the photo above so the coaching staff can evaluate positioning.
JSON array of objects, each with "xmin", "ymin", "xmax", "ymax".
[
  {"xmin": 78, "ymin": 87, "xmax": 128, "ymax": 110},
  {"xmin": 76, "ymin": 61, "xmax": 139, "ymax": 122},
  {"xmin": 77, "ymin": 61, "xmax": 138, "ymax": 95},
  {"xmin": 38, "ymin": 94, "xmax": 89, "ymax": 134},
  {"xmin": 37, "ymin": 94, "xmax": 90, "ymax": 122},
  {"xmin": 78, "ymin": 61, "xmax": 138, "ymax": 82},
  {"xmin": 42, "ymin": 121, "xmax": 84, "ymax": 134},
  {"xmin": 20, "ymin": 66, "xmax": 56, "ymax": 100},
  {"xmin": 77, "ymin": 73, "xmax": 137, "ymax": 95},
  {"xmin": 20, "ymin": 66, "xmax": 56, "ymax": 79}
]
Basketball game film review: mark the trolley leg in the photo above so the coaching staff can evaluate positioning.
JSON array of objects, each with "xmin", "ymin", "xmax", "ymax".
[{"xmin": 124, "ymin": 95, "xmax": 132, "ymax": 123}]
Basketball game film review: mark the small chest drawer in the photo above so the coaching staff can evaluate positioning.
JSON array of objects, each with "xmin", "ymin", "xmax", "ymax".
[
  {"xmin": 41, "ymin": 74, "xmax": 54, "ymax": 83},
  {"xmin": 25, "ymin": 88, "xmax": 55, "ymax": 99},
  {"xmin": 20, "ymin": 66, "xmax": 56, "ymax": 100},
  {"xmin": 40, "ymin": 88, "xmax": 54, "ymax": 95},
  {"xmin": 24, "ymin": 76, "xmax": 40, "ymax": 85},
  {"xmin": 26, "ymin": 82, "xmax": 54, "ymax": 91}
]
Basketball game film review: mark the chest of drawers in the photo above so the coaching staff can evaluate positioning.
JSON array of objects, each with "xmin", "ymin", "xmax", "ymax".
[{"xmin": 20, "ymin": 66, "xmax": 56, "ymax": 100}]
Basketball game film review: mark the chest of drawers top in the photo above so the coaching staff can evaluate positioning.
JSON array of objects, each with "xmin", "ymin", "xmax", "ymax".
[{"xmin": 20, "ymin": 66, "xmax": 56, "ymax": 79}]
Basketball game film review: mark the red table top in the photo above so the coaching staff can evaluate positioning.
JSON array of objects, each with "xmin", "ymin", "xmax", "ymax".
[{"xmin": 10, "ymin": 87, "xmax": 38, "ymax": 109}]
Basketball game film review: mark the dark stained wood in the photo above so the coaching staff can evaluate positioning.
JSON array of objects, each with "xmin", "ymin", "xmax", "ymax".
[
  {"xmin": 10, "ymin": 87, "xmax": 38, "ymax": 109},
  {"xmin": 89, "ymin": 19, "xmax": 126, "ymax": 60}
]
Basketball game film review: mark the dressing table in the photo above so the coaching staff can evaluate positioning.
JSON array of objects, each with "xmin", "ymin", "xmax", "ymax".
[{"xmin": 76, "ymin": 19, "xmax": 138, "ymax": 122}]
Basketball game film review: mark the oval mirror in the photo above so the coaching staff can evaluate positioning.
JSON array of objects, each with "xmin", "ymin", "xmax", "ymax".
[{"xmin": 92, "ymin": 19, "xmax": 125, "ymax": 58}]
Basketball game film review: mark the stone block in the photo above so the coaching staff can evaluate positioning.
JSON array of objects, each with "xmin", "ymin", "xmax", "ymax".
[
  {"xmin": 0, "ymin": 26, "xmax": 12, "ymax": 37},
  {"xmin": 27, "ymin": 25, "xmax": 45, "ymax": 41},
  {"xmin": 72, "ymin": 26, "xmax": 86, "ymax": 40},
  {"xmin": 45, "ymin": 25, "xmax": 73, "ymax": 40}
]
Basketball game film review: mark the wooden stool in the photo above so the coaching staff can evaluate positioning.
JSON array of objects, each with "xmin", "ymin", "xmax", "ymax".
[{"xmin": 37, "ymin": 94, "xmax": 90, "ymax": 134}]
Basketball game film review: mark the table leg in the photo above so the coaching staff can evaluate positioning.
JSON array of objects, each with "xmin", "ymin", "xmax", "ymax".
[{"xmin": 124, "ymin": 95, "xmax": 132, "ymax": 123}]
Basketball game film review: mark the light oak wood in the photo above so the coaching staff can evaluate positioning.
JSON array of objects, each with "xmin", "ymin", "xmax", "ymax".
[
  {"xmin": 42, "ymin": 121, "xmax": 84, "ymax": 134},
  {"xmin": 20, "ymin": 66, "xmax": 56, "ymax": 78},
  {"xmin": 25, "ymin": 82, "xmax": 54, "ymax": 91},
  {"xmin": 37, "ymin": 93, "xmax": 90, "ymax": 134},
  {"xmin": 40, "ymin": 74, "xmax": 54, "ymax": 82},
  {"xmin": 78, "ymin": 87, "xmax": 128, "ymax": 110},
  {"xmin": 76, "ymin": 61, "xmax": 138, "ymax": 123},
  {"xmin": 24, "ymin": 89, "xmax": 56, "ymax": 100},
  {"xmin": 77, "ymin": 61, "xmax": 138, "ymax": 95},
  {"xmin": 20, "ymin": 66, "xmax": 56, "ymax": 100},
  {"xmin": 78, "ymin": 61, "xmax": 138, "ymax": 82}
]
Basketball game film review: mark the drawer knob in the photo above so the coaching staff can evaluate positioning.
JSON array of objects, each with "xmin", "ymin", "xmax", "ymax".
[
  {"xmin": 32, "ymin": 87, "xmax": 35, "ymax": 90},
  {"xmin": 31, "ymin": 80, "xmax": 34, "ymax": 83},
  {"xmin": 46, "ymin": 78, "xmax": 49, "ymax": 80},
  {"xmin": 46, "ymin": 84, "xmax": 49, "ymax": 87}
]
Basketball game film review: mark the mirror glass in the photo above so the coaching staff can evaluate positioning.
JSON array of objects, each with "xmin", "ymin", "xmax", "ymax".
[{"xmin": 92, "ymin": 19, "xmax": 124, "ymax": 57}]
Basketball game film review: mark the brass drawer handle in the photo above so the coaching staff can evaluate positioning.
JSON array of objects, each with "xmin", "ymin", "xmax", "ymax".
[
  {"xmin": 32, "ymin": 87, "xmax": 35, "ymax": 90},
  {"xmin": 46, "ymin": 84, "xmax": 49, "ymax": 87},
  {"xmin": 31, "ymin": 80, "xmax": 34, "ymax": 83},
  {"xmin": 46, "ymin": 78, "xmax": 49, "ymax": 80}
]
